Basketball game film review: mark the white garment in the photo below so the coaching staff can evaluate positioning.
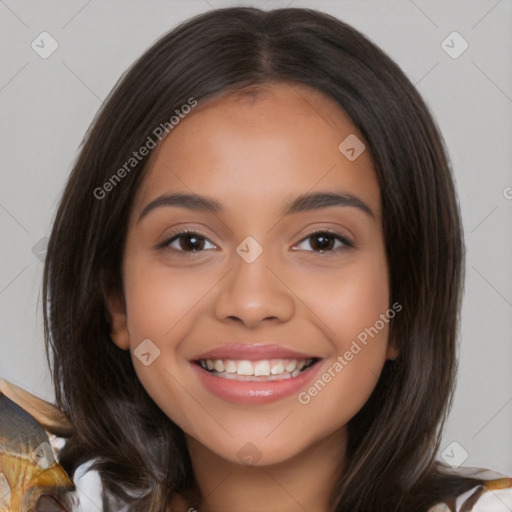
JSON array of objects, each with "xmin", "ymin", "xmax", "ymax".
[{"xmin": 72, "ymin": 461, "xmax": 104, "ymax": 512}]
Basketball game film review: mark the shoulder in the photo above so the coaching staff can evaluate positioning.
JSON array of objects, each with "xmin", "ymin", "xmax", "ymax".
[{"xmin": 428, "ymin": 467, "xmax": 512, "ymax": 512}]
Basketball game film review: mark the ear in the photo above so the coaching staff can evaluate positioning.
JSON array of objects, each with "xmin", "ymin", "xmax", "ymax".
[
  {"xmin": 386, "ymin": 344, "xmax": 399, "ymax": 361},
  {"xmin": 103, "ymin": 280, "xmax": 131, "ymax": 351},
  {"xmin": 386, "ymin": 337, "xmax": 399, "ymax": 361}
]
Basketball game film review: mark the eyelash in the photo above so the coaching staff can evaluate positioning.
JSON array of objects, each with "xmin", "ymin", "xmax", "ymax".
[{"xmin": 155, "ymin": 228, "xmax": 354, "ymax": 256}]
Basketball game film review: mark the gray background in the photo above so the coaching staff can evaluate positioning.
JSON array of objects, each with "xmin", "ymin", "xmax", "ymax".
[{"xmin": 1, "ymin": 0, "xmax": 511, "ymax": 477}]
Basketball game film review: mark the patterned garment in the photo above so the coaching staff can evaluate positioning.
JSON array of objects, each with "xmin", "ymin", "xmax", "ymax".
[
  {"xmin": 1, "ymin": 379, "xmax": 511, "ymax": 511},
  {"xmin": 0, "ymin": 381, "xmax": 75, "ymax": 512}
]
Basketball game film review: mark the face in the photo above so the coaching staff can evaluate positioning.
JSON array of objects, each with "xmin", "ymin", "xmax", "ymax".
[{"xmin": 107, "ymin": 82, "xmax": 397, "ymax": 466}]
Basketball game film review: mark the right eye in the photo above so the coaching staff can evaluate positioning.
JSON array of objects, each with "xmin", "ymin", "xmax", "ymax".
[{"xmin": 157, "ymin": 230, "xmax": 217, "ymax": 254}]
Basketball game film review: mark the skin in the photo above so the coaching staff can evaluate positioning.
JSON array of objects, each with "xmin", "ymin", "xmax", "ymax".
[{"xmin": 107, "ymin": 82, "xmax": 398, "ymax": 512}]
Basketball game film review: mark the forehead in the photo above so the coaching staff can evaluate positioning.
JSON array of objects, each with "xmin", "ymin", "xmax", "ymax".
[{"xmin": 132, "ymin": 82, "xmax": 380, "ymax": 222}]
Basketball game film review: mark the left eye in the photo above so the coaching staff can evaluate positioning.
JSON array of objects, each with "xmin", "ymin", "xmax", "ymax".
[{"xmin": 294, "ymin": 231, "xmax": 352, "ymax": 253}]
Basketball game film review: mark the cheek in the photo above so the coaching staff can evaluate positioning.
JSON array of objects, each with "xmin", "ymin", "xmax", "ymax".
[
  {"xmin": 295, "ymin": 286, "xmax": 391, "ymax": 437},
  {"xmin": 293, "ymin": 250, "xmax": 390, "ymax": 412},
  {"xmin": 330, "ymin": 271, "xmax": 389, "ymax": 344},
  {"xmin": 293, "ymin": 249, "xmax": 389, "ymax": 349},
  {"xmin": 121, "ymin": 255, "xmax": 218, "ymax": 411},
  {"xmin": 123, "ymin": 255, "xmax": 216, "ymax": 343}
]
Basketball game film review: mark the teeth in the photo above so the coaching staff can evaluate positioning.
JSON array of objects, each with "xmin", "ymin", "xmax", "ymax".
[
  {"xmin": 254, "ymin": 361, "xmax": 270, "ymax": 376},
  {"xmin": 224, "ymin": 360, "xmax": 237, "ymax": 374},
  {"xmin": 237, "ymin": 360, "xmax": 254, "ymax": 376},
  {"xmin": 198, "ymin": 357, "xmax": 315, "ymax": 380},
  {"xmin": 271, "ymin": 362, "xmax": 285, "ymax": 375},
  {"xmin": 285, "ymin": 361, "xmax": 297, "ymax": 372}
]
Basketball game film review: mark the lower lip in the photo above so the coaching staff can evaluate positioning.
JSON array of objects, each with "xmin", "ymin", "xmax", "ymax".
[{"xmin": 191, "ymin": 359, "xmax": 324, "ymax": 404}]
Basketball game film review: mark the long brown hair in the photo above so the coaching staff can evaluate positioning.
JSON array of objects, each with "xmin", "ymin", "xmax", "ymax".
[{"xmin": 43, "ymin": 7, "xmax": 484, "ymax": 511}]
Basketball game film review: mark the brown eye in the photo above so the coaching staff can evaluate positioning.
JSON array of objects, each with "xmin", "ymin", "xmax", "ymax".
[
  {"xmin": 177, "ymin": 233, "xmax": 206, "ymax": 251},
  {"xmin": 160, "ymin": 230, "xmax": 216, "ymax": 252},
  {"xmin": 294, "ymin": 231, "xmax": 353, "ymax": 253},
  {"xmin": 309, "ymin": 233, "xmax": 336, "ymax": 251}
]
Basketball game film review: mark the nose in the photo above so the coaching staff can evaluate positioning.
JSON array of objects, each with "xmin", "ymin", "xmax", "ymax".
[{"xmin": 214, "ymin": 249, "xmax": 295, "ymax": 328}]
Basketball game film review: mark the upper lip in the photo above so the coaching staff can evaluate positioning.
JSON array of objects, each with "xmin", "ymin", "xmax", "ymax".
[{"xmin": 192, "ymin": 344, "xmax": 321, "ymax": 362}]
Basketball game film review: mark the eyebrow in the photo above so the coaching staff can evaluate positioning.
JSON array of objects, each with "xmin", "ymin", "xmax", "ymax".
[{"xmin": 137, "ymin": 190, "xmax": 375, "ymax": 224}]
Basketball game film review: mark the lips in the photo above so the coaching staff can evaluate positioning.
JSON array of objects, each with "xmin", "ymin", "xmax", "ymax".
[
  {"xmin": 190, "ymin": 343, "xmax": 325, "ymax": 404},
  {"xmin": 192, "ymin": 343, "xmax": 320, "ymax": 361}
]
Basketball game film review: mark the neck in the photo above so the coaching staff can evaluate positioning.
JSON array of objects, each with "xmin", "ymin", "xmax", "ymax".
[{"xmin": 179, "ymin": 428, "xmax": 346, "ymax": 512}]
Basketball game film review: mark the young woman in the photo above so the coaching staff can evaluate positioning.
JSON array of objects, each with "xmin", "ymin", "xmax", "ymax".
[{"xmin": 38, "ymin": 6, "xmax": 511, "ymax": 512}]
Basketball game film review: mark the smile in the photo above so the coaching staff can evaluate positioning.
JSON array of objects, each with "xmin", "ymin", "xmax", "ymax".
[
  {"xmin": 191, "ymin": 352, "xmax": 324, "ymax": 404},
  {"xmin": 197, "ymin": 357, "xmax": 319, "ymax": 381}
]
